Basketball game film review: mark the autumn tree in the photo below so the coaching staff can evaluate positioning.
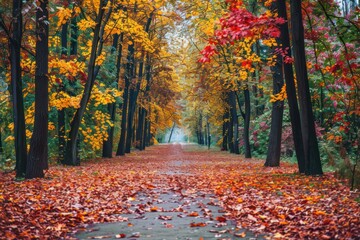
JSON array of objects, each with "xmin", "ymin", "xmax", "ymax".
[
  {"xmin": 64, "ymin": 0, "xmax": 114, "ymax": 165},
  {"xmin": 0, "ymin": 0, "xmax": 28, "ymax": 178},
  {"xmin": 26, "ymin": 0, "xmax": 49, "ymax": 179},
  {"xmin": 291, "ymin": 0, "xmax": 323, "ymax": 175}
]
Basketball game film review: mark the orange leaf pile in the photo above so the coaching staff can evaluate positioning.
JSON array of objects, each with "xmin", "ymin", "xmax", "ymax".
[{"xmin": 0, "ymin": 144, "xmax": 359, "ymax": 239}]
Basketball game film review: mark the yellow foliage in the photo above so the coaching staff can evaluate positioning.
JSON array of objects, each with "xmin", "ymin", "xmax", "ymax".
[
  {"xmin": 56, "ymin": 7, "xmax": 72, "ymax": 27},
  {"xmin": 50, "ymin": 91, "xmax": 81, "ymax": 110},
  {"xmin": 77, "ymin": 19, "xmax": 97, "ymax": 31},
  {"xmin": 270, "ymin": 84, "xmax": 287, "ymax": 103}
]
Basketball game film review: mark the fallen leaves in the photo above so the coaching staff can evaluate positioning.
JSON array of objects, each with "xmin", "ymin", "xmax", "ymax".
[{"xmin": 0, "ymin": 144, "xmax": 359, "ymax": 239}]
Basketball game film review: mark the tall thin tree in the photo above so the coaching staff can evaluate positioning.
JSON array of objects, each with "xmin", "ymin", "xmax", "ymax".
[
  {"xmin": 26, "ymin": 0, "xmax": 49, "ymax": 179},
  {"xmin": 9, "ymin": 0, "xmax": 27, "ymax": 177},
  {"xmin": 291, "ymin": 0, "xmax": 323, "ymax": 175}
]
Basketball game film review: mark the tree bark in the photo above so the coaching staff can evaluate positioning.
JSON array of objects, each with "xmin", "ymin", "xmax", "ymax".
[
  {"xmin": 116, "ymin": 43, "xmax": 134, "ymax": 156},
  {"xmin": 168, "ymin": 122, "xmax": 175, "ymax": 143},
  {"xmin": 278, "ymin": 0, "xmax": 306, "ymax": 173},
  {"xmin": 222, "ymin": 111, "xmax": 228, "ymax": 151},
  {"xmin": 125, "ymin": 60, "xmax": 138, "ymax": 153},
  {"xmin": 102, "ymin": 33, "xmax": 123, "ymax": 157},
  {"xmin": 229, "ymin": 91, "xmax": 240, "ymax": 154},
  {"xmin": 10, "ymin": 0, "xmax": 27, "ymax": 178},
  {"xmin": 265, "ymin": 49, "xmax": 284, "ymax": 167},
  {"xmin": 26, "ymin": 0, "xmax": 49, "ymax": 179},
  {"xmin": 243, "ymin": 88, "xmax": 251, "ymax": 158},
  {"xmin": 291, "ymin": 0, "xmax": 323, "ymax": 175}
]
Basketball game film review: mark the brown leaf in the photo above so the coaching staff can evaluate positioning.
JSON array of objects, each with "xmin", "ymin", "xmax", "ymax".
[
  {"xmin": 216, "ymin": 216, "xmax": 227, "ymax": 222},
  {"xmin": 188, "ymin": 211, "xmax": 199, "ymax": 217},
  {"xmin": 190, "ymin": 222, "xmax": 207, "ymax": 227}
]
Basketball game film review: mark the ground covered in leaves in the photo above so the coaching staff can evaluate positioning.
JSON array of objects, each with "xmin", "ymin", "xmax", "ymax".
[{"xmin": 1, "ymin": 143, "xmax": 359, "ymax": 239}]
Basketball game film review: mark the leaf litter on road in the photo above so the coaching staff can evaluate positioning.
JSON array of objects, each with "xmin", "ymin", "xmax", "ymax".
[{"xmin": 0, "ymin": 144, "xmax": 359, "ymax": 239}]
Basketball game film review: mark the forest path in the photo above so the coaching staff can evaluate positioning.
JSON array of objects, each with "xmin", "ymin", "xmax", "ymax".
[
  {"xmin": 74, "ymin": 143, "xmax": 260, "ymax": 239},
  {"xmin": 1, "ymin": 144, "xmax": 359, "ymax": 239}
]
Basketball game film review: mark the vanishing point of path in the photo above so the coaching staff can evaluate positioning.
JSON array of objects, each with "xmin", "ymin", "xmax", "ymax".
[{"xmin": 1, "ymin": 144, "xmax": 359, "ymax": 239}]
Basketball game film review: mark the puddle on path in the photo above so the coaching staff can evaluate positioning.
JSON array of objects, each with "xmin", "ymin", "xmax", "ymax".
[{"xmin": 74, "ymin": 189, "xmax": 263, "ymax": 239}]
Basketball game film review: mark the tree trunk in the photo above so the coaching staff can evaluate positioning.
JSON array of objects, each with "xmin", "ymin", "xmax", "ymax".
[
  {"xmin": 207, "ymin": 118, "xmax": 211, "ymax": 149},
  {"xmin": 140, "ymin": 109, "xmax": 147, "ymax": 150},
  {"xmin": 291, "ymin": 0, "xmax": 323, "ymax": 175},
  {"xmin": 146, "ymin": 118, "xmax": 151, "ymax": 146},
  {"xmin": 140, "ymin": 54, "xmax": 152, "ymax": 150},
  {"xmin": 125, "ymin": 59, "xmax": 138, "ymax": 153},
  {"xmin": 278, "ymin": 0, "xmax": 306, "ymax": 173},
  {"xmin": 64, "ymin": 0, "xmax": 109, "ymax": 165},
  {"xmin": 243, "ymin": 88, "xmax": 251, "ymax": 158},
  {"xmin": 168, "ymin": 122, "xmax": 175, "ymax": 143},
  {"xmin": 229, "ymin": 91, "xmax": 240, "ymax": 154},
  {"xmin": 116, "ymin": 43, "xmax": 134, "ymax": 156},
  {"xmin": 102, "ymin": 33, "xmax": 123, "ymax": 157},
  {"xmin": 26, "ymin": 0, "xmax": 49, "ymax": 179},
  {"xmin": 226, "ymin": 94, "xmax": 234, "ymax": 153},
  {"xmin": 10, "ymin": 0, "xmax": 27, "ymax": 178},
  {"xmin": 265, "ymin": 50, "xmax": 284, "ymax": 167},
  {"xmin": 222, "ymin": 111, "xmax": 228, "ymax": 151},
  {"xmin": 136, "ymin": 107, "xmax": 143, "ymax": 149}
]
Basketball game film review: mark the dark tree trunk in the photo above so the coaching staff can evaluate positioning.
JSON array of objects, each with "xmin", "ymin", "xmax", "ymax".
[
  {"xmin": 265, "ymin": 49, "xmax": 284, "ymax": 167},
  {"xmin": 136, "ymin": 107, "xmax": 143, "ymax": 149},
  {"xmin": 168, "ymin": 123, "xmax": 175, "ymax": 143},
  {"xmin": 102, "ymin": 33, "xmax": 123, "ymax": 157},
  {"xmin": 124, "ymin": 13, "xmax": 152, "ymax": 153},
  {"xmin": 146, "ymin": 118, "xmax": 151, "ymax": 146},
  {"xmin": 70, "ymin": 17, "xmax": 78, "ymax": 57},
  {"xmin": 10, "ymin": 0, "xmax": 27, "ymax": 178},
  {"xmin": 243, "ymin": 88, "xmax": 251, "ymax": 158},
  {"xmin": 125, "ymin": 60, "xmax": 138, "ymax": 153},
  {"xmin": 140, "ymin": 109, "xmax": 147, "ymax": 150},
  {"xmin": 222, "ymin": 111, "xmax": 228, "ymax": 151},
  {"xmin": 116, "ymin": 43, "xmax": 134, "ymax": 156},
  {"xmin": 229, "ymin": 91, "xmax": 240, "ymax": 154},
  {"xmin": 58, "ymin": 22, "xmax": 67, "ymax": 163},
  {"xmin": 226, "ymin": 94, "xmax": 234, "ymax": 152},
  {"xmin": 198, "ymin": 113, "xmax": 204, "ymax": 145},
  {"xmin": 278, "ymin": 0, "xmax": 306, "ymax": 173},
  {"xmin": 140, "ymin": 54, "xmax": 151, "ymax": 150},
  {"xmin": 64, "ymin": 0, "xmax": 109, "ymax": 165},
  {"xmin": 26, "ymin": 0, "xmax": 49, "ymax": 179},
  {"xmin": 207, "ymin": 118, "xmax": 210, "ymax": 149},
  {"xmin": 291, "ymin": 0, "xmax": 322, "ymax": 175}
]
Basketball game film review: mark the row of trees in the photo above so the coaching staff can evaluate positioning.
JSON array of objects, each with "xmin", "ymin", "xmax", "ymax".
[
  {"xmin": 181, "ymin": 0, "xmax": 359, "ymax": 179},
  {"xmin": 0, "ymin": 0, "xmax": 182, "ymax": 178}
]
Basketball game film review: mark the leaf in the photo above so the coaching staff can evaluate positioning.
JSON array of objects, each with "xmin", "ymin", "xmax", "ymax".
[
  {"xmin": 188, "ymin": 212, "xmax": 199, "ymax": 217},
  {"xmin": 190, "ymin": 222, "xmax": 207, "ymax": 227},
  {"xmin": 234, "ymin": 232, "xmax": 246, "ymax": 238},
  {"xmin": 114, "ymin": 234, "xmax": 126, "ymax": 239},
  {"xmin": 215, "ymin": 216, "xmax": 227, "ymax": 222},
  {"xmin": 158, "ymin": 215, "xmax": 173, "ymax": 221}
]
